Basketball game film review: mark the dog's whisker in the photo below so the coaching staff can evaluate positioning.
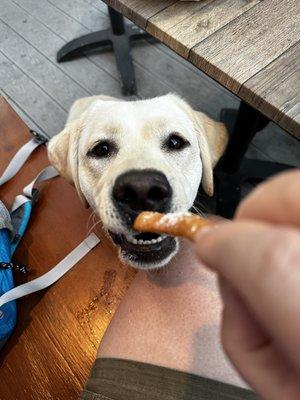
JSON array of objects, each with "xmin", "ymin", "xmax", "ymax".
[
  {"xmin": 87, "ymin": 221, "xmax": 101, "ymax": 237},
  {"xmin": 86, "ymin": 210, "xmax": 96, "ymax": 233},
  {"xmin": 193, "ymin": 198, "xmax": 210, "ymax": 214},
  {"xmin": 87, "ymin": 214, "xmax": 102, "ymax": 237},
  {"xmin": 191, "ymin": 205, "xmax": 204, "ymax": 216},
  {"xmin": 193, "ymin": 199, "xmax": 205, "ymax": 207}
]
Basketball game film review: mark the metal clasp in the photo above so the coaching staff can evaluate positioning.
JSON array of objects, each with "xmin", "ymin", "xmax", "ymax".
[{"xmin": 30, "ymin": 129, "xmax": 48, "ymax": 145}]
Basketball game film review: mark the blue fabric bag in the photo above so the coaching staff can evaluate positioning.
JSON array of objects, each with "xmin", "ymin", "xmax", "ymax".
[
  {"xmin": 0, "ymin": 134, "xmax": 100, "ymax": 350},
  {"xmin": 0, "ymin": 199, "xmax": 32, "ymax": 349},
  {"xmin": 0, "ymin": 133, "xmax": 52, "ymax": 349},
  {"xmin": 0, "ymin": 134, "xmax": 48, "ymax": 349}
]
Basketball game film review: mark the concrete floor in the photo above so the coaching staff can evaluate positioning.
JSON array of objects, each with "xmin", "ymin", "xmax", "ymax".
[{"xmin": 1, "ymin": 0, "xmax": 299, "ymax": 168}]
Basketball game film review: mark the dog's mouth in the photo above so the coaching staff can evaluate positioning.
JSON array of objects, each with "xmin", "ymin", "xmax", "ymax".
[{"xmin": 108, "ymin": 230, "xmax": 177, "ymax": 269}]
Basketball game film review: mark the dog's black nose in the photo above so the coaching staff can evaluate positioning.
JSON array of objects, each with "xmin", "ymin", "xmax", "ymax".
[{"xmin": 113, "ymin": 169, "xmax": 172, "ymax": 220}]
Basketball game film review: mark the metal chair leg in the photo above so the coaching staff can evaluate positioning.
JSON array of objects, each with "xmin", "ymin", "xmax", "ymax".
[{"xmin": 56, "ymin": 6, "xmax": 153, "ymax": 95}]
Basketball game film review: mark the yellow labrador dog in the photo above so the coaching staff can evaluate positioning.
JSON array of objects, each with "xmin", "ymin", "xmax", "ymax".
[{"xmin": 48, "ymin": 94, "xmax": 227, "ymax": 269}]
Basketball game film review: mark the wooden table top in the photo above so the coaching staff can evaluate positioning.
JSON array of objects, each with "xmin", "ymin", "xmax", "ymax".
[
  {"xmin": 0, "ymin": 96, "xmax": 135, "ymax": 400},
  {"xmin": 102, "ymin": 0, "xmax": 300, "ymax": 139}
]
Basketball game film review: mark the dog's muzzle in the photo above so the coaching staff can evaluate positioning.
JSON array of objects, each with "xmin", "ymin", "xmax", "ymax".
[
  {"xmin": 109, "ymin": 169, "xmax": 177, "ymax": 268},
  {"xmin": 112, "ymin": 169, "xmax": 172, "ymax": 227}
]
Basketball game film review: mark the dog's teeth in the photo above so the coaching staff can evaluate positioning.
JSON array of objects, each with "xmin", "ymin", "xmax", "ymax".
[
  {"xmin": 125, "ymin": 234, "xmax": 166, "ymax": 246},
  {"xmin": 125, "ymin": 235, "xmax": 138, "ymax": 244}
]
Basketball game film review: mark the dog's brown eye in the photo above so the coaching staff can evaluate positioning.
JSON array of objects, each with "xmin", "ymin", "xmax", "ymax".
[
  {"xmin": 165, "ymin": 134, "xmax": 189, "ymax": 151},
  {"xmin": 88, "ymin": 141, "xmax": 115, "ymax": 158}
]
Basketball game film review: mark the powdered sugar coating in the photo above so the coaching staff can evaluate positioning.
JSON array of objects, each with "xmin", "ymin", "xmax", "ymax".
[
  {"xmin": 157, "ymin": 212, "xmax": 193, "ymax": 227},
  {"xmin": 134, "ymin": 211, "xmax": 211, "ymax": 241}
]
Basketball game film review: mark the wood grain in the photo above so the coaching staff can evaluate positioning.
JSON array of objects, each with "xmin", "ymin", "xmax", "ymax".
[
  {"xmin": 189, "ymin": 0, "xmax": 300, "ymax": 93},
  {"xmin": 0, "ymin": 51, "xmax": 68, "ymax": 137},
  {"xmin": 0, "ymin": 21, "xmax": 88, "ymax": 112},
  {"xmin": 0, "ymin": 0, "xmax": 120, "ymax": 97},
  {"xmin": 148, "ymin": 0, "xmax": 260, "ymax": 58},
  {"xmin": 103, "ymin": 0, "xmax": 178, "ymax": 29},
  {"xmin": 239, "ymin": 43, "xmax": 300, "ymax": 139},
  {"xmin": 101, "ymin": 0, "xmax": 300, "ymax": 138},
  {"xmin": 0, "ymin": 97, "xmax": 135, "ymax": 400}
]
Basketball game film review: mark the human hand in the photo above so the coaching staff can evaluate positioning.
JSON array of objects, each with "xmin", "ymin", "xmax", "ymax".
[{"xmin": 195, "ymin": 170, "xmax": 300, "ymax": 399}]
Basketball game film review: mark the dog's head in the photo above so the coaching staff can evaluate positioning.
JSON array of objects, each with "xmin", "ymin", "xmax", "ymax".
[{"xmin": 48, "ymin": 94, "xmax": 227, "ymax": 269}]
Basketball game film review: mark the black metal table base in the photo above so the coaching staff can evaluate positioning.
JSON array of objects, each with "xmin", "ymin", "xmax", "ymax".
[
  {"xmin": 215, "ymin": 158, "xmax": 292, "ymax": 218},
  {"xmin": 57, "ymin": 7, "xmax": 152, "ymax": 95},
  {"xmin": 215, "ymin": 104, "xmax": 294, "ymax": 218}
]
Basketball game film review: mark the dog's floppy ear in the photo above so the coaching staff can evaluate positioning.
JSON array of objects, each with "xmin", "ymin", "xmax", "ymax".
[
  {"xmin": 191, "ymin": 110, "xmax": 228, "ymax": 196},
  {"xmin": 167, "ymin": 94, "xmax": 228, "ymax": 196},
  {"xmin": 47, "ymin": 117, "xmax": 88, "ymax": 206}
]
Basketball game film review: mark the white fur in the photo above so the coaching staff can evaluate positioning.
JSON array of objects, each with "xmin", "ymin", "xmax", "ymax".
[{"xmin": 48, "ymin": 94, "xmax": 227, "ymax": 269}]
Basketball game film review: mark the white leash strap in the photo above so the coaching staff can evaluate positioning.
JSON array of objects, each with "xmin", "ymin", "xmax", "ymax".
[
  {"xmin": 11, "ymin": 166, "xmax": 59, "ymax": 213},
  {"xmin": 0, "ymin": 138, "xmax": 42, "ymax": 186},
  {"xmin": 0, "ymin": 233, "xmax": 100, "ymax": 308}
]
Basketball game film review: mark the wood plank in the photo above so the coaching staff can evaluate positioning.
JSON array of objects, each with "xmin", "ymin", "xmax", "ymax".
[
  {"xmin": 1, "ymin": 0, "xmax": 122, "ymax": 96},
  {"xmin": 189, "ymin": 0, "xmax": 300, "ymax": 94},
  {"xmin": 81, "ymin": 0, "xmax": 110, "ymax": 14},
  {"xmin": 0, "ymin": 20, "xmax": 89, "ymax": 111},
  {"xmin": 13, "ymin": 0, "xmax": 90, "ymax": 42},
  {"xmin": 103, "ymin": 0, "xmax": 179, "ymax": 29},
  {"xmin": 0, "ymin": 49, "xmax": 23, "ymax": 88},
  {"xmin": 0, "ymin": 90, "xmax": 46, "ymax": 134},
  {"xmin": 47, "ymin": 0, "xmax": 109, "ymax": 31},
  {"xmin": 13, "ymin": 0, "xmax": 123, "ymax": 82},
  {"xmin": 0, "ymin": 96, "xmax": 135, "ymax": 400},
  {"xmin": 82, "ymin": 0, "xmax": 108, "ymax": 12},
  {"xmin": 0, "ymin": 52, "xmax": 67, "ymax": 136},
  {"xmin": 148, "ymin": 0, "xmax": 213, "ymax": 34},
  {"xmin": 239, "ymin": 43, "xmax": 300, "ymax": 139},
  {"xmin": 18, "ymin": 0, "xmax": 167, "ymax": 87},
  {"xmin": 148, "ymin": 0, "xmax": 261, "ymax": 58},
  {"xmin": 13, "ymin": 0, "xmax": 121, "ymax": 81}
]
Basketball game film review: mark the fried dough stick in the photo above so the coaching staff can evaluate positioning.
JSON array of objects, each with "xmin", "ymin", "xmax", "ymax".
[{"xmin": 134, "ymin": 211, "xmax": 213, "ymax": 241}]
